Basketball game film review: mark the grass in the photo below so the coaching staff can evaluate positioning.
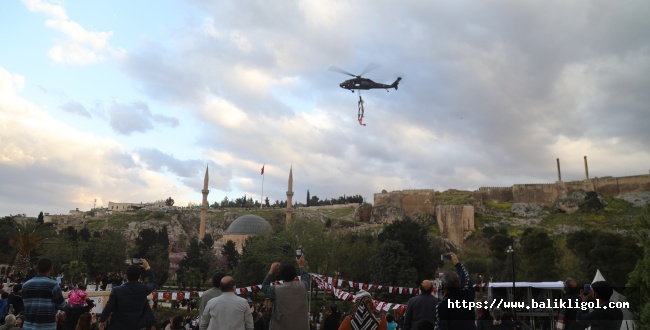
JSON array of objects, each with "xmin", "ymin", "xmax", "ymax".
[{"xmin": 435, "ymin": 190, "xmax": 473, "ymax": 205}]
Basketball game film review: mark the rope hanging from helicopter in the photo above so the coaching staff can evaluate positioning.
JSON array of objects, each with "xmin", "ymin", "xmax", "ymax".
[{"xmin": 357, "ymin": 91, "xmax": 366, "ymax": 126}]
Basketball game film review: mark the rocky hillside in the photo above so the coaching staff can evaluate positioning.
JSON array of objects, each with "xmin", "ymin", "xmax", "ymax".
[{"xmin": 68, "ymin": 190, "xmax": 648, "ymax": 251}]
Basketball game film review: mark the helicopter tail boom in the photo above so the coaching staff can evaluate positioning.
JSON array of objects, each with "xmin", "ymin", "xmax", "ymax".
[{"xmin": 390, "ymin": 77, "xmax": 402, "ymax": 90}]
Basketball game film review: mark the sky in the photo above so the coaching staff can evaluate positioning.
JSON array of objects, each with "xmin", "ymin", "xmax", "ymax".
[{"xmin": 1, "ymin": 0, "xmax": 649, "ymax": 217}]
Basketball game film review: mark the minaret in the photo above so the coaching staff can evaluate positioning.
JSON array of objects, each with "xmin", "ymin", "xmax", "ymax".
[
  {"xmin": 286, "ymin": 165, "xmax": 294, "ymax": 227},
  {"xmin": 200, "ymin": 165, "xmax": 209, "ymax": 240}
]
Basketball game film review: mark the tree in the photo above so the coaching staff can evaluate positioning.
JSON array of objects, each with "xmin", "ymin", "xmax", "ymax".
[
  {"xmin": 132, "ymin": 227, "xmax": 170, "ymax": 287},
  {"xmin": 62, "ymin": 260, "xmax": 88, "ymax": 284},
  {"xmin": 165, "ymin": 197, "xmax": 175, "ymax": 207},
  {"xmin": 307, "ymin": 190, "xmax": 310, "ymax": 207},
  {"xmin": 37, "ymin": 212, "xmax": 44, "ymax": 224},
  {"xmin": 5, "ymin": 219, "xmax": 55, "ymax": 277},
  {"xmin": 222, "ymin": 240, "xmax": 240, "ymax": 270},
  {"xmin": 377, "ymin": 218, "xmax": 437, "ymax": 281},
  {"xmin": 371, "ymin": 240, "xmax": 417, "ymax": 286},
  {"xmin": 265, "ymin": 197, "xmax": 270, "ymax": 207},
  {"xmin": 518, "ymin": 228, "xmax": 558, "ymax": 281},
  {"xmin": 567, "ymin": 230, "xmax": 642, "ymax": 286},
  {"xmin": 81, "ymin": 230, "xmax": 127, "ymax": 277}
]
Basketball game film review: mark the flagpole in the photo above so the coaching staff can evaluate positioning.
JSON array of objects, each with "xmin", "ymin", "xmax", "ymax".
[{"xmin": 260, "ymin": 164, "xmax": 265, "ymax": 209}]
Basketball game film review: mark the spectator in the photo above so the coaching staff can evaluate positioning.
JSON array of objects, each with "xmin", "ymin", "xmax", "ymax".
[
  {"xmin": 63, "ymin": 299, "xmax": 94, "ymax": 330},
  {"xmin": 404, "ymin": 280, "xmax": 439, "ymax": 330},
  {"xmin": 475, "ymin": 308, "xmax": 493, "ymax": 330},
  {"xmin": 0, "ymin": 314, "xmax": 21, "ymax": 330},
  {"xmin": 338, "ymin": 290, "xmax": 387, "ymax": 330},
  {"xmin": 170, "ymin": 315, "xmax": 185, "ymax": 330},
  {"xmin": 322, "ymin": 304, "xmax": 342, "ymax": 330},
  {"xmin": 435, "ymin": 252, "xmax": 476, "ymax": 330},
  {"xmin": 0, "ymin": 292, "xmax": 8, "ymax": 325},
  {"xmin": 261, "ymin": 254, "xmax": 310, "ymax": 330},
  {"xmin": 576, "ymin": 281, "xmax": 623, "ymax": 330},
  {"xmin": 14, "ymin": 315, "xmax": 24, "ymax": 329},
  {"xmin": 67, "ymin": 284, "xmax": 88, "ymax": 307},
  {"xmin": 556, "ymin": 278, "xmax": 586, "ymax": 330},
  {"xmin": 94, "ymin": 276, "xmax": 101, "ymax": 292},
  {"xmin": 98, "ymin": 259, "xmax": 157, "ymax": 330},
  {"xmin": 22, "ymin": 258, "xmax": 69, "ymax": 329},
  {"xmin": 386, "ymin": 314, "xmax": 397, "ymax": 330},
  {"xmin": 198, "ymin": 272, "xmax": 225, "ymax": 316},
  {"xmin": 199, "ymin": 276, "xmax": 253, "ymax": 330},
  {"xmin": 74, "ymin": 313, "xmax": 93, "ymax": 330},
  {"xmin": 7, "ymin": 284, "xmax": 24, "ymax": 316}
]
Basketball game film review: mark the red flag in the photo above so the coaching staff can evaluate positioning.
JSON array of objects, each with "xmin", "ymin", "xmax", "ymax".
[{"xmin": 261, "ymin": 165, "xmax": 265, "ymax": 175}]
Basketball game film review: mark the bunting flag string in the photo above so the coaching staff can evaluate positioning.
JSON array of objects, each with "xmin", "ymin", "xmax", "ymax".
[
  {"xmin": 312, "ymin": 274, "xmax": 405, "ymax": 312},
  {"xmin": 150, "ymin": 273, "xmax": 425, "ymax": 309}
]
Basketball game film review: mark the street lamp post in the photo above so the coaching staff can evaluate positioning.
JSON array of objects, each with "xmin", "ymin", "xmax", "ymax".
[{"xmin": 507, "ymin": 238, "xmax": 517, "ymax": 319}]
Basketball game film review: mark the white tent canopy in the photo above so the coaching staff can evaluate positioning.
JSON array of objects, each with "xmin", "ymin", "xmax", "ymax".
[
  {"xmin": 488, "ymin": 281, "xmax": 564, "ymax": 290},
  {"xmin": 592, "ymin": 269, "xmax": 634, "ymax": 330}
]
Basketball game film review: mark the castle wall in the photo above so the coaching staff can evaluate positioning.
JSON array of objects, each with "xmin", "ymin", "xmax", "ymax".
[
  {"xmin": 436, "ymin": 205, "xmax": 474, "ymax": 247},
  {"xmin": 512, "ymin": 184, "xmax": 559, "ymax": 207},
  {"xmin": 374, "ymin": 189, "xmax": 436, "ymax": 216},
  {"xmin": 473, "ymin": 187, "xmax": 513, "ymax": 203}
]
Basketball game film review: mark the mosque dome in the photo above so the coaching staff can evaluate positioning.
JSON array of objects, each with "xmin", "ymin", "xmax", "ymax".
[{"xmin": 225, "ymin": 214, "xmax": 271, "ymax": 235}]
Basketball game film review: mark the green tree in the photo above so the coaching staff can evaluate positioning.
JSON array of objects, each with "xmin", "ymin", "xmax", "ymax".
[
  {"xmin": 371, "ymin": 240, "xmax": 417, "ymax": 286},
  {"xmin": 567, "ymin": 230, "xmax": 642, "ymax": 286},
  {"xmin": 62, "ymin": 260, "xmax": 89, "ymax": 284},
  {"xmin": 518, "ymin": 228, "xmax": 558, "ymax": 281},
  {"xmin": 4, "ymin": 219, "xmax": 55, "ymax": 277},
  {"xmin": 378, "ymin": 218, "xmax": 436, "ymax": 281},
  {"xmin": 133, "ymin": 227, "xmax": 170, "ymax": 287},
  {"xmin": 82, "ymin": 230, "xmax": 127, "ymax": 276},
  {"xmin": 37, "ymin": 212, "xmax": 44, "ymax": 224},
  {"xmin": 221, "ymin": 240, "xmax": 240, "ymax": 270},
  {"xmin": 165, "ymin": 197, "xmax": 175, "ymax": 207},
  {"xmin": 307, "ymin": 190, "xmax": 310, "ymax": 207}
]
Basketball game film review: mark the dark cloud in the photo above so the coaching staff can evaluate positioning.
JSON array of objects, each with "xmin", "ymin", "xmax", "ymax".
[
  {"xmin": 108, "ymin": 101, "xmax": 179, "ymax": 135},
  {"xmin": 60, "ymin": 101, "xmax": 91, "ymax": 117}
]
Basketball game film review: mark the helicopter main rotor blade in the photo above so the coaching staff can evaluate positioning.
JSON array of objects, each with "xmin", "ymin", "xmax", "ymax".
[
  {"xmin": 360, "ymin": 62, "xmax": 381, "ymax": 76},
  {"xmin": 328, "ymin": 66, "xmax": 357, "ymax": 77}
]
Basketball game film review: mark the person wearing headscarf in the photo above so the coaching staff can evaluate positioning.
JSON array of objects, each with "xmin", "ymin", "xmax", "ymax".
[{"xmin": 338, "ymin": 290, "xmax": 387, "ymax": 330}]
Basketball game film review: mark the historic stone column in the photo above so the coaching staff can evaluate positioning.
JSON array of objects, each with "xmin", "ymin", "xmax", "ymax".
[
  {"xmin": 584, "ymin": 156, "xmax": 589, "ymax": 181},
  {"xmin": 200, "ymin": 165, "xmax": 209, "ymax": 240},
  {"xmin": 286, "ymin": 165, "xmax": 294, "ymax": 227},
  {"xmin": 556, "ymin": 158, "xmax": 562, "ymax": 182}
]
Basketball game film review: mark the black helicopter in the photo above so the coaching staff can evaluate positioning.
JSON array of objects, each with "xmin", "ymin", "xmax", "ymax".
[{"xmin": 329, "ymin": 63, "xmax": 402, "ymax": 93}]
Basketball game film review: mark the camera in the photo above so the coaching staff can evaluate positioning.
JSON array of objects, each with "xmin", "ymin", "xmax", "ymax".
[
  {"xmin": 132, "ymin": 258, "xmax": 142, "ymax": 265},
  {"xmin": 296, "ymin": 248, "xmax": 303, "ymax": 259},
  {"xmin": 583, "ymin": 283, "xmax": 591, "ymax": 294},
  {"xmin": 441, "ymin": 254, "xmax": 452, "ymax": 261}
]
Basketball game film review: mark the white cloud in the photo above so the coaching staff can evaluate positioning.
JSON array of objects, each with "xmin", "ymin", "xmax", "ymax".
[{"xmin": 23, "ymin": 0, "xmax": 115, "ymax": 65}]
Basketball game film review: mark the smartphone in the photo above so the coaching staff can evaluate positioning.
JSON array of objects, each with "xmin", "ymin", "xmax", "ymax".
[
  {"xmin": 441, "ymin": 254, "xmax": 452, "ymax": 261},
  {"xmin": 296, "ymin": 248, "xmax": 303, "ymax": 259},
  {"xmin": 583, "ymin": 284, "xmax": 591, "ymax": 294},
  {"xmin": 132, "ymin": 258, "xmax": 142, "ymax": 265}
]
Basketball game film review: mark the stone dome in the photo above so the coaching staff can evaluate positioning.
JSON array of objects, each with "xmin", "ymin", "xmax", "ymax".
[{"xmin": 225, "ymin": 214, "xmax": 271, "ymax": 235}]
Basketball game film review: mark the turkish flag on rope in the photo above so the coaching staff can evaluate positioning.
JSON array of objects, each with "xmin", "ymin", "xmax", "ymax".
[{"xmin": 261, "ymin": 165, "xmax": 265, "ymax": 175}]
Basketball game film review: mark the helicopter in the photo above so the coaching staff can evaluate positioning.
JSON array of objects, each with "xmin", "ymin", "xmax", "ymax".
[{"xmin": 329, "ymin": 63, "xmax": 402, "ymax": 93}]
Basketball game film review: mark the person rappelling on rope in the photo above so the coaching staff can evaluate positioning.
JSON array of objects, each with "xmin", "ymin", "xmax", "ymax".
[{"xmin": 357, "ymin": 95, "xmax": 366, "ymax": 126}]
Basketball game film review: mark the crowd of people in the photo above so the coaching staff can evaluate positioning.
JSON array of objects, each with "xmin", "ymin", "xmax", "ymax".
[{"xmin": 0, "ymin": 252, "xmax": 626, "ymax": 330}]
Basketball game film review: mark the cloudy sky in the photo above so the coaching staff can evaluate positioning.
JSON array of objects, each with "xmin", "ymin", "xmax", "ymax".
[{"xmin": 1, "ymin": 0, "xmax": 649, "ymax": 217}]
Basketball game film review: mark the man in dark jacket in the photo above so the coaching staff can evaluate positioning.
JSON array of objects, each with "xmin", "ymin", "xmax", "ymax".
[
  {"xmin": 404, "ymin": 280, "xmax": 439, "ymax": 330},
  {"xmin": 435, "ymin": 253, "xmax": 476, "ymax": 330},
  {"xmin": 556, "ymin": 278, "xmax": 586, "ymax": 330},
  {"xmin": 98, "ymin": 259, "xmax": 157, "ymax": 330},
  {"xmin": 7, "ymin": 284, "xmax": 24, "ymax": 316}
]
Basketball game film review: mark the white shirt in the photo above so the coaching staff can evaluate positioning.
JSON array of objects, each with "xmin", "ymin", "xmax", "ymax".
[{"xmin": 199, "ymin": 291, "xmax": 253, "ymax": 330}]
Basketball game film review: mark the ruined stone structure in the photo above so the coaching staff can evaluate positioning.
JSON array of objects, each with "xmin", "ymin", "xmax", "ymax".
[
  {"xmin": 474, "ymin": 174, "xmax": 650, "ymax": 207},
  {"xmin": 435, "ymin": 205, "xmax": 475, "ymax": 247},
  {"xmin": 373, "ymin": 189, "xmax": 436, "ymax": 215}
]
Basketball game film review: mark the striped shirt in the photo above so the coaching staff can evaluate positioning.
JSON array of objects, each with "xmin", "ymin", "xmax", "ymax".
[{"xmin": 22, "ymin": 275, "xmax": 66, "ymax": 330}]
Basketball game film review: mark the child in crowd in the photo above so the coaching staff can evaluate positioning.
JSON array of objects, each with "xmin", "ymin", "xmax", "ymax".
[{"xmin": 67, "ymin": 283, "xmax": 88, "ymax": 306}]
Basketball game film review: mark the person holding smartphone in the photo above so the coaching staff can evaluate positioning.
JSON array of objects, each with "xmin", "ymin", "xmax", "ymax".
[
  {"xmin": 436, "ymin": 252, "xmax": 476, "ymax": 330},
  {"xmin": 261, "ymin": 251, "xmax": 309, "ymax": 330},
  {"xmin": 98, "ymin": 259, "xmax": 157, "ymax": 330}
]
